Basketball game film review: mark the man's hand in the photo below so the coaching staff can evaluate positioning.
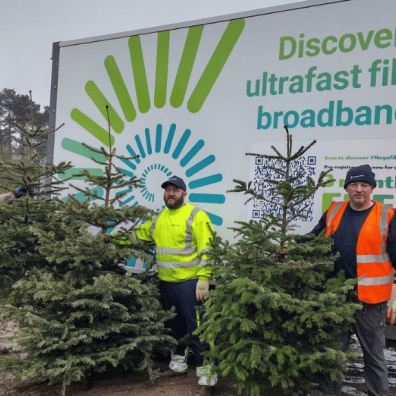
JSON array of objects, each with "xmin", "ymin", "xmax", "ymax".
[
  {"xmin": 387, "ymin": 297, "xmax": 396, "ymax": 325},
  {"xmin": 387, "ymin": 283, "xmax": 396, "ymax": 325},
  {"xmin": 0, "ymin": 192, "xmax": 14, "ymax": 204},
  {"xmin": 110, "ymin": 232, "xmax": 131, "ymax": 247},
  {"xmin": 196, "ymin": 280, "xmax": 209, "ymax": 302}
]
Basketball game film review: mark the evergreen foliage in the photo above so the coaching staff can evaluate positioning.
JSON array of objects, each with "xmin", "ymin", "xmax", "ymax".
[
  {"xmin": 0, "ymin": 89, "xmax": 48, "ymax": 162},
  {"xmin": 198, "ymin": 127, "xmax": 361, "ymax": 395},
  {"xmin": 0, "ymin": 92, "xmax": 70, "ymax": 293},
  {"xmin": 0, "ymin": 106, "xmax": 175, "ymax": 395}
]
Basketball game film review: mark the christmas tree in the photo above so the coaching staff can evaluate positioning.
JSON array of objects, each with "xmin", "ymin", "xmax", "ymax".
[
  {"xmin": 0, "ymin": 106, "xmax": 175, "ymax": 395},
  {"xmin": 198, "ymin": 127, "xmax": 360, "ymax": 395},
  {"xmin": 0, "ymin": 91, "xmax": 70, "ymax": 295}
]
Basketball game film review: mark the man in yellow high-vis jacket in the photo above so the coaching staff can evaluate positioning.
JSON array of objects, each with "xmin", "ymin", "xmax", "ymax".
[{"xmin": 136, "ymin": 176, "xmax": 216, "ymax": 386}]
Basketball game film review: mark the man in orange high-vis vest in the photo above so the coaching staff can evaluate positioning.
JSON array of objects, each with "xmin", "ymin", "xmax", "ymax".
[{"xmin": 311, "ymin": 165, "xmax": 396, "ymax": 396}]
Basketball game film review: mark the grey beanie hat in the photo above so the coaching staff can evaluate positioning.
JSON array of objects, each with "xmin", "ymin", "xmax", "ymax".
[{"xmin": 344, "ymin": 164, "xmax": 376, "ymax": 189}]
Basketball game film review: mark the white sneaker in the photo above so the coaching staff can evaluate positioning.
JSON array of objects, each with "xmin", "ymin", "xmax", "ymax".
[
  {"xmin": 196, "ymin": 364, "xmax": 218, "ymax": 386},
  {"xmin": 169, "ymin": 350, "xmax": 188, "ymax": 373}
]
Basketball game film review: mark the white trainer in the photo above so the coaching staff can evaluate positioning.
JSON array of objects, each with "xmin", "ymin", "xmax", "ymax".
[
  {"xmin": 169, "ymin": 350, "xmax": 188, "ymax": 373},
  {"xmin": 196, "ymin": 364, "xmax": 218, "ymax": 386}
]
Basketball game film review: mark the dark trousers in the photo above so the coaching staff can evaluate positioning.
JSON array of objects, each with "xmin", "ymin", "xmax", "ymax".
[
  {"xmin": 321, "ymin": 302, "xmax": 389, "ymax": 396},
  {"xmin": 160, "ymin": 279, "xmax": 205, "ymax": 364}
]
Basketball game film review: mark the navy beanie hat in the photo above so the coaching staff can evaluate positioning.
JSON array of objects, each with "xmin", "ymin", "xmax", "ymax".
[{"xmin": 344, "ymin": 164, "xmax": 376, "ymax": 189}]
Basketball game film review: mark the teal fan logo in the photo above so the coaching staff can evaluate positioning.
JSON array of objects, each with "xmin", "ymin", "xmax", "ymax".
[{"xmin": 60, "ymin": 19, "xmax": 245, "ymax": 227}]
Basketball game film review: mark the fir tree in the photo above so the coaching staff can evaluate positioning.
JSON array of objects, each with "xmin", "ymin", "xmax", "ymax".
[
  {"xmin": 0, "ymin": 106, "xmax": 175, "ymax": 395},
  {"xmin": 0, "ymin": 88, "xmax": 49, "ymax": 161},
  {"xmin": 0, "ymin": 92, "xmax": 70, "ymax": 294},
  {"xmin": 198, "ymin": 127, "xmax": 361, "ymax": 395}
]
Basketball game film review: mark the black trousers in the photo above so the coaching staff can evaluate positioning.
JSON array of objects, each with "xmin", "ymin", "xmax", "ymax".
[
  {"xmin": 321, "ymin": 301, "xmax": 389, "ymax": 396},
  {"xmin": 159, "ymin": 278, "xmax": 205, "ymax": 363}
]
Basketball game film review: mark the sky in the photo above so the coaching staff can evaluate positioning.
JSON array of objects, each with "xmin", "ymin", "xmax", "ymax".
[{"xmin": 0, "ymin": 0, "xmax": 303, "ymax": 109}]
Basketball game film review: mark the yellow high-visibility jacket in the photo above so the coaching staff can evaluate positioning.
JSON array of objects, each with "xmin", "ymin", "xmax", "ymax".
[{"xmin": 136, "ymin": 203, "xmax": 214, "ymax": 282}]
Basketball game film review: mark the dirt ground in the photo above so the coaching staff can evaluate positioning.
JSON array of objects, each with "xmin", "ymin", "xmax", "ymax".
[
  {"xmin": 2, "ymin": 317, "xmax": 396, "ymax": 396},
  {"xmin": 2, "ymin": 367, "xmax": 393, "ymax": 396},
  {"xmin": 0, "ymin": 356, "xmax": 375, "ymax": 396},
  {"xmin": 0, "ymin": 368, "xmax": 239, "ymax": 396},
  {"xmin": 0, "ymin": 317, "xmax": 238, "ymax": 396}
]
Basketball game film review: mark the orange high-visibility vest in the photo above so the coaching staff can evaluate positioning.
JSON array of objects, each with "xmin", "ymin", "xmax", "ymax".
[{"xmin": 325, "ymin": 201, "xmax": 395, "ymax": 304}]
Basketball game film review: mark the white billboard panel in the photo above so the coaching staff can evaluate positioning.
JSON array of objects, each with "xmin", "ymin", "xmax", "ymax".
[{"xmin": 51, "ymin": 0, "xmax": 396, "ymax": 239}]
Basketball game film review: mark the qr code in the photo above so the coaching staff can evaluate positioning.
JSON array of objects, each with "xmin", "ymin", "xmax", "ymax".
[{"xmin": 252, "ymin": 156, "xmax": 316, "ymax": 222}]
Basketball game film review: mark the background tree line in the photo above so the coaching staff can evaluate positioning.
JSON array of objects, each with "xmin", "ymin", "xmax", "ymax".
[{"xmin": 0, "ymin": 88, "xmax": 48, "ymax": 164}]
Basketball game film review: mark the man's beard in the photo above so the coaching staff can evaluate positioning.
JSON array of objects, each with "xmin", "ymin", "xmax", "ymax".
[{"xmin": 164, "ymin": 195, "xmax": 184, "ymax": 209}]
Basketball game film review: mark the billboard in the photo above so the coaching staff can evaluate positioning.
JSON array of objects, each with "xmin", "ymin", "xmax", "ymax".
[{"xmin": 50, "ymin": 0, "xmax": 396, "ymax": 240}]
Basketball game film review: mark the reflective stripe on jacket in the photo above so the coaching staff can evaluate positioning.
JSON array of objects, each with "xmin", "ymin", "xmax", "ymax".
[
  {"xmin": 325, "ymin": 201, "xmax": 395, "ymax": 304},
  {"xmin": 136, "ymin": 203, "xmax": 213, "ymax": 282}
]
